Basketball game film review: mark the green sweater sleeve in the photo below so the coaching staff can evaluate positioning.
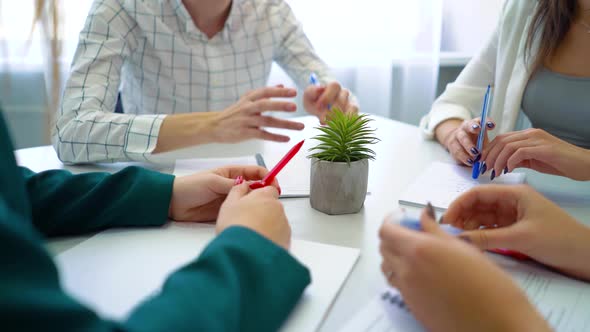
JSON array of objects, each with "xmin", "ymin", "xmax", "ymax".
[
  {"xmin": 0, "ymin": 197, "xmax": 311, "ymax": 332},
  {"xmin": 20, "ymin": 166, "xmax": 174, "ymax": 237}
]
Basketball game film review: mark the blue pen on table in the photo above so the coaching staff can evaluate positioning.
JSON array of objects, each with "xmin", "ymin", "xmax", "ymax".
[
  {"xmin": 309, "ymin": 72, "xmax": 331, "ymax": 110},
  {"xmin": 472, "ymin": 85, "xmax": 492, "ymax": 179}
]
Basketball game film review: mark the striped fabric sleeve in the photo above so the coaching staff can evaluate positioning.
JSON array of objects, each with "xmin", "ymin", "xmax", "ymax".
[
  {"xmin": 271, "ymin": 1, "xmax": 335, "ymax": 88},
  {"xmin": 54, "ymin": 0, "xmax": 166, "ymax": 163}
]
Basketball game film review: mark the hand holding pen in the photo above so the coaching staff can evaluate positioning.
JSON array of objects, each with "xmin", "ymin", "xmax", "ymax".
[
  {"xmin": 439, "ymin": 85, "xmax": 496, "ymax": 172},
  {"xmin": 303, "ymin": 72, "xmax": 359, "ymax": 124}
]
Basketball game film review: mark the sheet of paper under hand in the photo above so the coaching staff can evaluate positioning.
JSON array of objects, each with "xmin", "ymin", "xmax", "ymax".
[
  {"xmin": 399, "ymin": 161, "xmax": 526, "ymax": 210},
  {"xmin": 55, "ymin": 223, "xmax": 359, "ymax": 332},
  {"xmin": 339, "ymin": 253, "xmax": 590, "ymax": 332}
]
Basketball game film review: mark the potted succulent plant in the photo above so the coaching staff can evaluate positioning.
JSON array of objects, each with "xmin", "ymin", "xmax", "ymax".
[{"xmin": 308, "ymin": 108, "xmax": 379, "ymax": 215}]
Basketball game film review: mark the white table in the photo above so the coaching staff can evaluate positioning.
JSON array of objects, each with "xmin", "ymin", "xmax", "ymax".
[{"xmin": 16, "ymin": 115, "xmax": 590, "ymax": 332}]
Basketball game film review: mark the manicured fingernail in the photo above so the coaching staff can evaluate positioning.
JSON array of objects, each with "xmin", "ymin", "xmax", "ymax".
[
  {"xmin": 480, "ymin": 162, "xmax": 487, "ymax": 174},
  {"xmin": 470, "ymin": 147, "xmax": 479, "ymax": 155},
  {"xmin": 490, "ymin": 169, "xmax": 496, "ymax": 181},
  {"xmin": 504, "ymin": 167, "xmax": 509, "ymax": 174},
  {"xmin": 471, "ymin": 124, "xmax": 480, "ymax": 130},
  {"xmin": 426, "ymin": 202, "xmax": 436, "ymax": 220},
  {"xmin": 486, "ymin": 121, "xmax": 495, "ymax": 129},
  {"xmin": 234, "ymin": 176, "xmax": 244, "ymax": 185},
  {"xmin": 467, "ymin": 158, "xmax": 474, "ymax": 165},
  {"xmin": 474, "ymin": 154, "xmax": 481, "ymax": 163}
]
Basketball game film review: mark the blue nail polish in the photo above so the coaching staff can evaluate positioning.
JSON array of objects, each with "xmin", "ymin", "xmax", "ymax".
[
  {"xmin": 504, "ymin": 166, "xmax": 509, "ymax": 174},
  {"xmin": 486, "ymin": 122, "xmax": 495, "ymax": 129},
  {"xmin": 490, "ymin": 169, "xmax": 496, "ymax": 181},
  {"xmin": 480, "ymin": 162, "xmax": 487, "ymax": 174},
  {"xmin": 474, "ymin": 154, "xmax": 481, "ymax": 163},
  {"xmin": 471, "ymin": 124, "xmax": 480, "ymax": 130},
  {"xmin": 470, "ymin": 147, "xmax": 479, "ymax": 155},
  {"xmin": 467, "ymin": 158, "xmax": 474, "ymax": 165}
]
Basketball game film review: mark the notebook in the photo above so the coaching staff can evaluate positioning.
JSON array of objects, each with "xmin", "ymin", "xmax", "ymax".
[
  {"xmin": 339, "ymin": 253, "xmax": 590, "ymax": 332},
  {"xmin": 55, "ymin": 223, "xmax": 360, "ymax": 332},
  {"xmin": 399, "ymin": 161, "xmax": 526, "ymax": 211}
]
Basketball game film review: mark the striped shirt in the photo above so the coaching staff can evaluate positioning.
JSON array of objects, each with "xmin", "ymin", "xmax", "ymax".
[{"xmin": 54, "ymin": 0, "xmax": 333, "ymax": 163}]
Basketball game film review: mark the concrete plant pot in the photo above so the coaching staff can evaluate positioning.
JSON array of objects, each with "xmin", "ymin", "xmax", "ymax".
[{"xmin": 310, "ymin": 158, "xmax": 369, "ymax": 215}]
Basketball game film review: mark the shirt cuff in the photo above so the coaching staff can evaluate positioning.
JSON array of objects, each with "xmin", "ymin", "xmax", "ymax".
[
  {"xmin": 420, "ymin": 105, "xmax": 472, "ymax": 140},
  {"xmin": 124, "ymin": 114, "xmax": 167, "ymax": 161}
]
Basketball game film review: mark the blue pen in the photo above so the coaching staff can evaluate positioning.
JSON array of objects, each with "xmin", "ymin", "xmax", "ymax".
[
  {"xmin": 390, "ymin": 207, "xmax": 464, "ymax": 236},
  {"xmin": 472, "ymin": 85, "xmax": 492, "ymax": 179},
  {"xmin": 309, "ymin": 72, "xmax": 331, "ymax": 110}
]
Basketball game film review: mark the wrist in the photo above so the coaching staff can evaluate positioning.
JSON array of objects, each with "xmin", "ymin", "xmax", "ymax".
[{"xmin": 153, "ymin": 113, "xmax": 216, "ymax": 153}]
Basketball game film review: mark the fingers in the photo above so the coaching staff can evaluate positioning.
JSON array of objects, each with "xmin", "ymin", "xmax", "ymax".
[
  {"xmin": 304, "ymin": 86, "xmax": 325, "ymax": 104},
  {"xmin": 248, "ymin": 185, "xmax": 280, "ymax": 200},
  {"xmin": 225, "ymin": 182, "xmax": 250, "ymax": 203},
  {"xmin": 379, "ymin": 220, "xmax": 422, "ymax": 255},
  {"xmin": 246, "ymin": 128, "xmax": 291, "ymax": 142},
  {"xmin": 248, "ymin": 100, "xmax": 297, "ymax": 114},
  {"xmin": 419, "ymin": 209, "xmax": 446, "ymax": 236},
  {"xmin": 443, "ymin": 185, "xmax": 521, "ymax": 228},
  {"xmin": 481, "ymin": 131, "xmax": 531, "ymax": 174},
  {"xmin": 458, "ymin": 120, "xmax": 483, "ymax": 155},
  {"xmin": 317, "ymin": 82, "xmax": 341, "ymax": 110},
  {"xmin": 215, "ymin": 166, "xmax": 269, "ymax": 182},
  {"xmin": 460, "ymin": 227, "xmax": 520, "ymax": 251},
  {"xmin": 447, "ymin": 137, "xmax": 473, "ymax": 166},
  {"xmin": 249, "ymin": 115, "xmax": 305, "ymax": 131},
  {"xmin": 246, "ymin": 87, "xmax": 297, "ymax": 101}
]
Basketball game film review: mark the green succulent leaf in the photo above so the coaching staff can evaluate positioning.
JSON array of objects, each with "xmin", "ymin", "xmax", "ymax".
[{"xmin": 308, "ymin": 107, "xmax": 379, "ymax": 163}]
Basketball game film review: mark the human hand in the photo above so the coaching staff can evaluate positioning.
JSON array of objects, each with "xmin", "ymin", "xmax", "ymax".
[
  {"xmin": 443, "ymin": 185, "xmax": 590, "ymax": 281},
  {"xmin": 481, "ymin": 128, "xmax": 590, "ymax": 181},
  {"xmin": 436, "ymin": 117, "xmax": 496, "ymax": 167},
  {"xmin": 303, "ymin": 81, "xmax": 358, "ymax": 124},
  {"xmin": 216, "ymin": 183, "xmax": 291, "ymax": 249},
  {"xmin": 168, "ymin": 166, "xmax": 279, "ymax": 223},
  {"xmin": 209, "ymin": 86, "xmax": 305, "ymax": 143},
  {"xmin": 379, "ymin": 209, "xmax": 550, "ymax": 332}
]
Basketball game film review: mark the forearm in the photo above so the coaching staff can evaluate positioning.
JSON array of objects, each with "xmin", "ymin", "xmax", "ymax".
[
  {"xmin": 434, "ymin": 119, "xmax": 463, "ymax": 147},
  {"xmin": 554, "ymin": 224, "xmax": 590, "ymax": 281},
  {"xmin": 21, "ymin": 166, "xmax": 173, "ymax": 237},
  {"xmin": 1, "ymin": 209, "xmax": 309, "ymax": 331},
  {"xmin": 127, "ymin": 226, "xmax": 311, "ymax": 331},
  {"xmin": 153, "ymin": 113, "xmax": 217, "ymax": 153}
]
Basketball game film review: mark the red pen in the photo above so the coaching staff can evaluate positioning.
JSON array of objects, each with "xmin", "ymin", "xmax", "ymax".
[
  {"xmin": 488, "ymin": 248, "xmax": 530, "ymax": 261},
  {"xmin": 234, "ymin": 139, "xmax": 305, "ymax": 193}
]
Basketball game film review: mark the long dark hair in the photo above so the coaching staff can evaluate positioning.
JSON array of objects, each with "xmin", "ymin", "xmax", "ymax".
[{"xmin": 525, "ymin": 0, "xmax": 578, "ymax": 71}]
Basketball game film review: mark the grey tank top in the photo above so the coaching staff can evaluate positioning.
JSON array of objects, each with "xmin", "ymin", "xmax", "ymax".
[{"xmin": 521, "ymin": 67, "xmax": 590, "ymax": 149}]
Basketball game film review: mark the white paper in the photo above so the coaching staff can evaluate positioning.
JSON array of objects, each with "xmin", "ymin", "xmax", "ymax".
[
  {"xmin": 55, "ymin": 223, "xmax": 360, "ymax": 332},
  {"xmin": 399, "ymin": 161, "xmax": 526, "ymax": 210},
  {"xmin": 339, "ymin": 254, "xmax": 590, "ymax": 332},
  {"xmin": 339, "ymin": 288, "xmax": 426, "ymax": 332},
  {"xmin": 173, "ymin": 156, "xmax": 259, "ymax": 177}
]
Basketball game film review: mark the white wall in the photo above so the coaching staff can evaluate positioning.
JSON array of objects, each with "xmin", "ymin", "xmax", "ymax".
[{"xmin": 441, "ymin": 0, "xmax": 504, "ymax": 53}]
